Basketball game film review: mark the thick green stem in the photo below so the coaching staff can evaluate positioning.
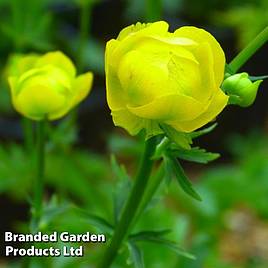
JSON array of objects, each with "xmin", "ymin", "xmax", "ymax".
[
  {"xmin": 22, "ymin": 118, "xmax": 34, "ymax": 152},
  {"xmin": 133, "ymin": 164, "xmax": 165, "ymax": 225},
  {"xmin": 145, "ymin": 0, "xmax": 162, "ymax": 22},
  {"xmin": 99, "ymin": 137, "xmax": 157, "ymax": 268},
  {"xmin": 33, "ymin": 120, "xmax": 46, "ymax": 225},
  {"xmin": 229, "ymin": 26, "xmax": 268, "ymax": 73}
]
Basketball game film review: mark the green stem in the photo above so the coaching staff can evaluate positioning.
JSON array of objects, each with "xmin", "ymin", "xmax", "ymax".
[
  {"xmin": 22, "ymin": 118, "xmax": 34, "ymax": 152},
  {"xmin": 145, "ymin": 0, "xmax": 162, "ymax": 22},
  {"xmin": 133, "ymin": 164, "xmax": 165, "ymax": 225},
  {"xmin": 33, "ymin": 120, "xmax": 46, "ymax": 226},
  {"xmin": 77, "ymin": 0, "xmax": 92, "ymax": 72},
  {"xmin": 71, "ymin": 1, "xmax": 92, "ymax": 123},
  {"xmin": 99, "ymin": 137, "xmax": 157, "ymax": 268},
  {"xmin": 229, "ymin": 26, "xmax": 268, "ymax": 73}
]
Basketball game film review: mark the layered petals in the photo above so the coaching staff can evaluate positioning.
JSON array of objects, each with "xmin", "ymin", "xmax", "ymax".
[
  {"xmin": 167, "ymin": 89, "xmax": 228, "ymax": 132},
  {"xmin": 127, "ymin": 94, "xmax": 205, "ymax": 121},
  {"xmin": 105, "ymin": 21, "xmax": 228, "ymax": 136},
  {"xmin": 7, "ymin": 51, "xmax": 93, "ymax": 120},
  {"xmin": 174, "ymin": 26, "xmax": 225, "ymax": 86},
  {"xmin": 35, "ymin": 51, "xmax": 76, "ymax": 77}
]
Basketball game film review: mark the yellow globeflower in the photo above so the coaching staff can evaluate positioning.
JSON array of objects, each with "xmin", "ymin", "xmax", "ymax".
[
  {"xmin": 105, "ymin": 21, "xmax": 229, "ymax": 136},
  {"xmin": 8, "ymin": 51, "xmax": 93, "ymax": 120}
]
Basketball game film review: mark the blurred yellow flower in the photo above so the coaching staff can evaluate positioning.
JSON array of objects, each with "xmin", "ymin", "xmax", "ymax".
[
  {"xmin": 105, "ymin": 21, "xmax": 228, "ymax": 136},
  {"xmin": 8, "ymin": 51, "xmax": 93, "ymax": 120}
]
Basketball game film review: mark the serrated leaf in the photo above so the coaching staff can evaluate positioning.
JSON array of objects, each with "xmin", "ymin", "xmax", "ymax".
[
  {"xmin": 41, "ymin": 202, "xmax": 71, "ymax": 226},
  {"xmin": 190, "ymin": 123, "xmax": 217, "ymax": 139},
  {"xmin": 129, "ymin": 229, "xmax": 195, "ymax": 260},
  {"xmin": 168, "ymin": 156, "xmax": 202, "ymax": 201},
  {"xmin": 249, "ymin": 75, "xmax": 268, "ymax": 81},
  {"xmin": 30, "ymin": 196, "xmax": 72, "ymax": 232},
  {"xmin": 170, "ymin": 147, "xmax": 220, "ymax": 164},
  {"xmin": 111, "ymin": 154, "xmax": 130, "ymax": 182},
  {"xmin": 152, "ymin": 239, "xmax": 195, "ymax": 260},
  {"xmin": 127, "ymin": 242, "xmax": 145, "ymax": 268},
  {"xmin": 75, "ymin": 208, "xmax": 114, "ymax": 235},
  {"xmin": 130, "ymin": 229, "xmax": 171, "ymax": 241},
  {"xmin": 161, "ymin": 124, "xmax": 192, "ymax": 149}
]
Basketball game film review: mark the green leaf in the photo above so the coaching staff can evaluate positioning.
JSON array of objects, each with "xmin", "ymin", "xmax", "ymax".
[
  {"xmin": 130, "ymin": 229, "xmax": 171, "ymax": 241},
  {"xmin": 163, "ymin": 156, "xmax": 173, "ymax": 186},
  {"xmin": 170, "ymin": 147, "xmax": 220, "ymax": 164},
  {"xmin": 30, "ymin": 196, "xmax": 71, "ymax": 232},
  {"xmin": 75, "ymin": 208, "xmax": 114, "ymax": 235},
  {"xmin": 40, "ymin": 201, "xmax": 71, "ymax": 227},
  {"xmin": 108, "ymin": 134, "xmax": 143, "ymax": 156},
  {"xmin": 129, "ymin": 229, "xmax": 195, "ymax": 260},
  {"xmin": 111, "ymin": 154, "xmax": 130, "ymax": 182},
  {"xmin": 111, "ymin": 155, "xmax": 132, "ymax": 223},
  {"xmin": 152, "ymin": 137, "xmax": 170, "ymax": 160},
  {"xmin": 190, "ymin": 123, "xmax": 217, "ymax": 139},
  {"xmin": 160, "ymin": 124, "xmax": 192, "ymax": 149},
  {"xmin": 168, "ymin": 156, "xmax": 202, "ymax": 201},
  {"xmin": 127, "ymin": 242, "xmax": 145, "ymax": 268},
  {"xmin": 47, "ymin": 116, "xmax": 78, "ymax": 149}
]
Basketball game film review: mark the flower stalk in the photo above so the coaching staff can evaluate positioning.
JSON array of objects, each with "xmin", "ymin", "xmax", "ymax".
[
  {"xmin": 77, "ymin": 0, "xmax": 92, "ymax": 72},
  {"xmin": 99, "ymin": 136, "xmax": 157, "ymax": 268},
  {"xmin": 32, "ymin": 120, "xmax": 46, "ymax": 226},
  {"xmin": 22, "ymin": 118, "xmax": 34, "ymax": 152},
  {"xmin": 229, "ymin": 26, "xmax": 268, "ymax": 72},
  {"xmin": 133, "ymin": 163, "xmax": 165, "ymax": 225},
  {"xmin": 145, "ymin": 0, "xmax": 162, "ymax": 21}
]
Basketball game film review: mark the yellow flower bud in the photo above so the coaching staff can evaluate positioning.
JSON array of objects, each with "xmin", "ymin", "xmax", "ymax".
[
  {"xmin": 4, "ymin": 53, "xmax": 40, "ymax": 78},
  {"xmin": 8, "ymin": 51, "xmax": 93, "ymax": 121},
  {"xmin": 105, "ymin": 21, "xmax": 229, "ymax": 136},
  {"xmin": 222, "ymin": 72, "xmax": 262, "ymax": 107}
]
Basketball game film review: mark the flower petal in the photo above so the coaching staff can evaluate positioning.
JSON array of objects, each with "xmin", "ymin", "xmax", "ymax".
[
  {"xmin": 174, "ymin": 26, "xmax": 225, "ymax": 86},
  {"xmin": 117, "ymin": 21, "xmax": 169, "ymax": 41},
  {"xmin": 111, "ymin": 108, "xmax": 145, "ymax": 136},
  {"xmin": 36, "ymin": 51, "xmax": 76, "ymax": 77},
  {"xmin": 105, "ymin": 39, "xmax": 127, "ymax": 110},
  {"xmin": 5, "ymin": 53, "xmax": 39, "ymax": 77},
  {"xmin": 194, "ymin": 42, "xmax": 217, "ymax": 100},
  {"xmin": 15, "ymin": 85, "xmax": 67, "ymax": 120},
  {"xmin": 8, "ymin": 76, "xmax": 18, "ymax": 106},
  {"xmin": 71, "ymin": 71, "xmax": 93, "ymax": 107},
  {"xmin": 49, "ymin": 72, "xmax": 93, "ymax": 120},
  {"xmin": 112, "ymin": 108, "xmax": 162, "ymax": 136},
  {"xmin": 111, "ymin": 22, "xmax": 169, "ymax": 68},
  {"xmin": 167, "ymin": 53, "xmax": 202, "ymax": 99},
  {"xmin": 167, "ymin": 89, "xmax": 229, "ymax": 132},
  {"xmin": 118, "ymin": 49, "xmax": 170, "ymax": 106},
  {"xmin": 127, "ymin": 94, "xmax": 205, "ymax": 121}
]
